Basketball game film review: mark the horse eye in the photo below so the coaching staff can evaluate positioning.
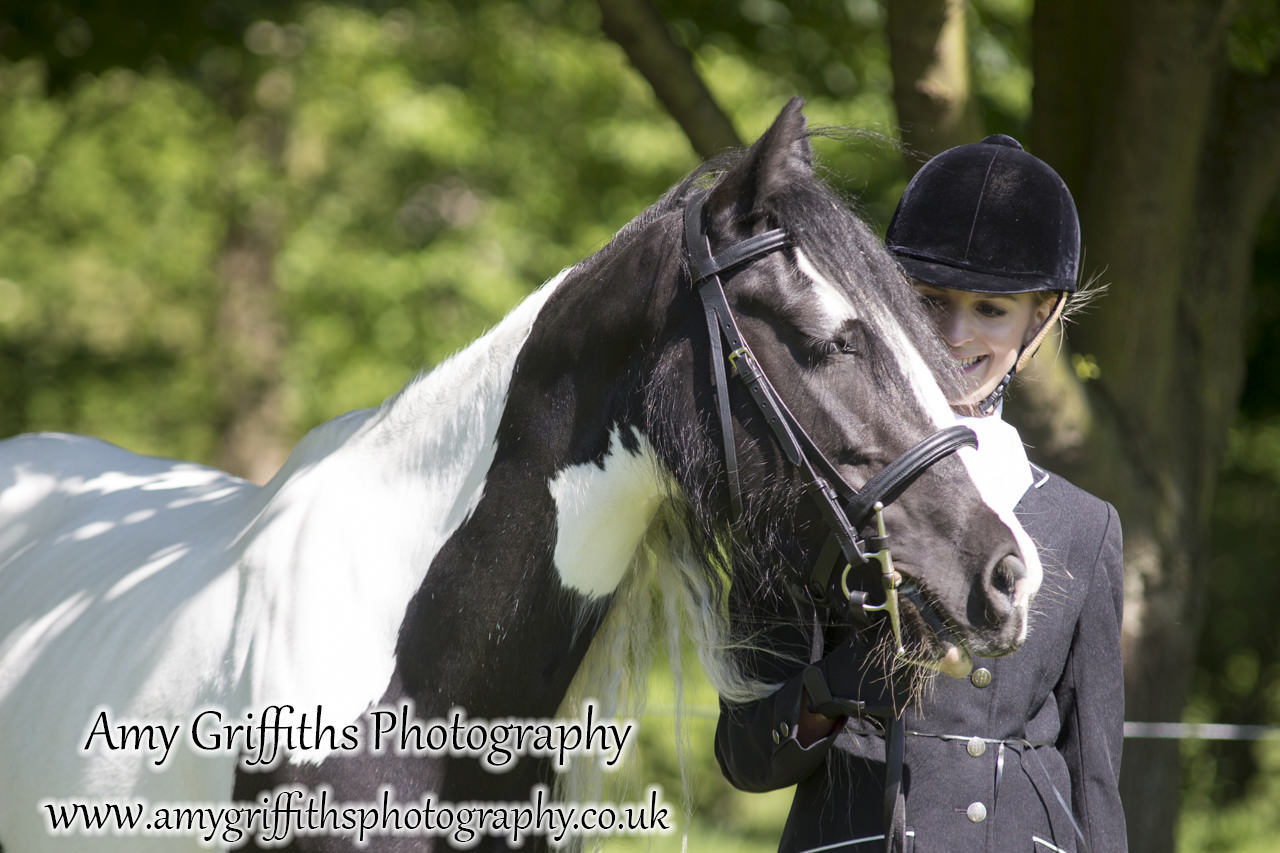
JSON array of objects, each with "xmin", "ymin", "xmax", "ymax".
[{"xmin": 805, "ymin": 337, "xmax": 857, "ymax": 363}]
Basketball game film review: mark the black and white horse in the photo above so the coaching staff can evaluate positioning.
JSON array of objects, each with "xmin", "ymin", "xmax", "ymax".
[{"xmin": 0, "ymin": 100, "xmax": 1040, "ymax": 851}]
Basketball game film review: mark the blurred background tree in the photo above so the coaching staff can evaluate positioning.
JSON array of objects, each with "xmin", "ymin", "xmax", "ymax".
[{"xmin": 2, "ymin": 1, "xmax": 1278, "ymax": 851}]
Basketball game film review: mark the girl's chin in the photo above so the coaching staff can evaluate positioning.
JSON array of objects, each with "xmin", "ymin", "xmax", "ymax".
[
  {"xmin": 952, "ymin": 380, "xmax": 1005, "ymax": 410},
  {"xmin": 955, "ymin": 379, "xmax": 990, "ymax": 406}
]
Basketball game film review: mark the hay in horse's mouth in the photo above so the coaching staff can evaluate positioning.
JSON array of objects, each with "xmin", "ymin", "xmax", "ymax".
[{"xmin": 899, "ymin": 581, "xmax": 974, "ymax": 678}]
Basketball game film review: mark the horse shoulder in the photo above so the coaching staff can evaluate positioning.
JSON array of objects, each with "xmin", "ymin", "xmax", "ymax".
[{"xmin": 234, "ymin": 415, "xmax": 443, "ymax": 725}]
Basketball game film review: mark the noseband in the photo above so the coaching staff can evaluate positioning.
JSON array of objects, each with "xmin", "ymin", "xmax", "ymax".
[{"xmin": 683, "ymin": 190, "xmax": 977, "ymax": 652}]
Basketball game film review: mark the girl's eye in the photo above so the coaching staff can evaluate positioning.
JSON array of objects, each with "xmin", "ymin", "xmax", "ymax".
[
  {"xmin": 919, "ymin": 294, "xmax": 945, "ymax": 311},
  {"xmin": 976, "ymin": 301, "xmax": 1008, "ymax": 318}
]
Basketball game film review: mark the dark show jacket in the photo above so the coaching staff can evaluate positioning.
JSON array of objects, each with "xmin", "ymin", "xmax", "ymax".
[{"xmin": 715, "ymin": 469, "xmax": 1127, "ymax": 853}]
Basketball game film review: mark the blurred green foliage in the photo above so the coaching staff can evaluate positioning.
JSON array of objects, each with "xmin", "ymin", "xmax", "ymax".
[
  {"xmin": 0, "ymin": 59, "xmax": 230, "ymax": 458},
  {"xmin": 1, "ymin": 1, "xmax": 702, "ymax": 463},
  {"xmin": 1, "ymin": 1, "xmax": 1278, "ymax": 850},
  {"xmin": 0, "ymin": 0, "xmax": 911, "ymax": 468}
]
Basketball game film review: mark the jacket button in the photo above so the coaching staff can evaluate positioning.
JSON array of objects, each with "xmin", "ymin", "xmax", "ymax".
[
  {"xmin": 966, "ymin": 801, "xmax": 987, "ymax": 823},
  {"xmin": 970, "ymin": 667, "xmax": 993, "ymax": 688},
  {"xmin": 773, "ymin": 721, "xmax": 791, "ymax": 744},
  {"xmin": 966, "ymin": 736, "xmax": 987, "ymax": 757}
]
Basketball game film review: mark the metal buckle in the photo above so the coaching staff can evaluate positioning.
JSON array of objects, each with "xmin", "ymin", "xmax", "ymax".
[
  {"xmin": 727, "ymin": 346, "xmax": 752, "ymax": 374},
  {"xmin": 840, "ymin": 502, "xmax": 905, "ymax": 656}
]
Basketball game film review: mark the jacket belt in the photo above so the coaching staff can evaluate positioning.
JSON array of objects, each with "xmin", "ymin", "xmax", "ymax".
[{"xmin": 903, "ymin": 730, "xmax": 1055, "ymax": 748}]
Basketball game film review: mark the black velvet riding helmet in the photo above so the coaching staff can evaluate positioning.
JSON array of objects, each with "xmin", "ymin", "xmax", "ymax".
[{"xmin": 886, "ymin": 134, "xmax": 1080, "ymax": 296}]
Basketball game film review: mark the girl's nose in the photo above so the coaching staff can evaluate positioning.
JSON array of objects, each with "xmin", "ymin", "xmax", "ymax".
[{"xmin": 939, "ymin": 308, "xmax": 973, "ymax": 347}]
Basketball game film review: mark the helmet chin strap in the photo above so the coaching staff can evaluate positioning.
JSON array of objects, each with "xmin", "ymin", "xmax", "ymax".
[
  {"xmin": 975, "ymin": 291, "xmax": 1068, "ymax": 416},
  {"xmin": 977, "ymin": 370, "xmax": 1013, "ymax": 415}
]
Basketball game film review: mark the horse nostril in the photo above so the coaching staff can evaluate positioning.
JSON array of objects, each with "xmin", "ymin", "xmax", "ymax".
[
  {"xmin": 987, "ymin": 553, "xmax": 1026, "ymax": 614},
  {"xmin": 966, "ymin": 552, "xmax": 1033, "ymax": 656}
]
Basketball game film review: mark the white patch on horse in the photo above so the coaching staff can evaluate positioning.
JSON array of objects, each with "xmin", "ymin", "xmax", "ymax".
[
  {"xmin": 796, "ymin": 249, "xmax": 858, "ymax": 331},
  {"xmin": 878, "ymin": 307, "xmax": 1046, "ymax": 598},
  {"xmin": 242, "ymin": 273, "xmax": 567, "ymax": 760},
  {"xmin": 549, "ymin": 428, "xmax": 664, "ymax": 599}
]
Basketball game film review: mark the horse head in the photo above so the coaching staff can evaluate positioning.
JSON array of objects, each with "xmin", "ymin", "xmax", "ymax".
[{"xmin": 636, "ymin": 99, "xmax": 1042, "ymax": 687}]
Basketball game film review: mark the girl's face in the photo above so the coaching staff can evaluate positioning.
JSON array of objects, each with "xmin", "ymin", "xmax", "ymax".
[{"xmin": 914, "ymin": 284, "xmax": 1052, "ymax": 406}]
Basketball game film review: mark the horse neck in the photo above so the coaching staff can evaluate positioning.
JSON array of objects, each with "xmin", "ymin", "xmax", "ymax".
[
  {"xmin": 379, "ymin": 252, "xmax": 686, "ymax": 724},
  {"xmin": 238, "ymin": 275, "xmax": 567, "ymax": 715}
]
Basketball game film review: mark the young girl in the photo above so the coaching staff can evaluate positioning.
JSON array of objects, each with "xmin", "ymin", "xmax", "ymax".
[{"xmin": 714, "ymin": 135, "xmax": 1127, "ymax": 853}]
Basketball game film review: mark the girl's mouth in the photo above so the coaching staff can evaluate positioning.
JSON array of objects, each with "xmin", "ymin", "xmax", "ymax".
[{"xmin": 956, "ymin": 354, "xmax": 988, "ymax": 374}]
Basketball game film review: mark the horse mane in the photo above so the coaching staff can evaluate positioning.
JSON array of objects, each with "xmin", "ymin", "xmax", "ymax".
[{"xmin": 554, "ymin": 137, "xmax": 966, "ymax": 812}]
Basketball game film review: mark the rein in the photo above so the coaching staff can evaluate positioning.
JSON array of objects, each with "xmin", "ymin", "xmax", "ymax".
[{"xmin": 683, "ymin": 189, "xmax": 977, "ymax": 649}]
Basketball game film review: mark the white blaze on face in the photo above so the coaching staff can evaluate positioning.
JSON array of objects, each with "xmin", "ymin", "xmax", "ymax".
[
  {"xmin": 955, "ymin": 418, "xmax": 1045, "ymax": 617},
  {"xmin": 794, "ymin": 250, "xmax": 1044, "ymax": 611},
  {"xmin": 548, "ymin": 428, "xmax": 664, "ymax": 599},
  {"xmin": 795, "ymin": 250, "xmax": 860, "ymax": 334}
]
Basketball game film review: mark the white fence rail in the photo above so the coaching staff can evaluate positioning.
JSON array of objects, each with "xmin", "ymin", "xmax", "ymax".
[{"xmin": 1122, "ymin": 722, "xmax": 1280, "ymax": 741}]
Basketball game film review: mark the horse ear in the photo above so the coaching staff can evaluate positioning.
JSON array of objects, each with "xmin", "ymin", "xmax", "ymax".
[{"xmin": 706, "ymin": 97, "xmax": 813, "ymax": 226}]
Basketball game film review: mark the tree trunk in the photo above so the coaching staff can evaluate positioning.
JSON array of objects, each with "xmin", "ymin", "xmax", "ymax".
[
  {"xmin": 213, "ymin": 211, "xmax": 289, "ymax": 484},
  {"xmin": 885, "ymin": 0, "xmax": 983, "ymax": 165},
  {"xmin": 212, "ymin": 96, "xmax": 292, "ymax": 484},
  {"xmin": 596, "ymin": 0, "xmax": 741, "ymax": 158},
  {"xmin": 1021, "ymin": 3, "xmax": 1280, "ymax": 852}
]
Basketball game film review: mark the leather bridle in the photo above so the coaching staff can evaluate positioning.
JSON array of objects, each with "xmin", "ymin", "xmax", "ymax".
[{"xmin": 683, "ymin": 189, "xmax": 978, "ymax": 651}]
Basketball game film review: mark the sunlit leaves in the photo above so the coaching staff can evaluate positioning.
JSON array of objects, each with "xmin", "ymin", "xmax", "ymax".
[{"xmin": 0, "ymin": 0, "xmax": 702, "ymax": 462}]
